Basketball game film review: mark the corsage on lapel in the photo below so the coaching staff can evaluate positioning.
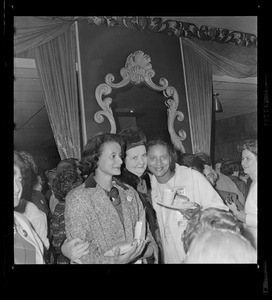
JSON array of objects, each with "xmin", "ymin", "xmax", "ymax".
[{"xmin": 126, "ymin": 191, "xmax": 134, "ymax": 202}]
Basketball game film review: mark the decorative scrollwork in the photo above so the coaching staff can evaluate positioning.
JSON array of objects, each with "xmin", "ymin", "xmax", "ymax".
[
  {"xmin": 80, "ymin": 16, "xmax": 257, "ymax": 48},
  {"xmin": 164, "ymin": 86, "xmax": 186, "ymax": 152},
  {"xmin": 94, "ymin": 50, "xmax": 187, "ymax": 151},
  {"xmin": 94, "ymin": 83, "xmax": 116, "ymax": 133}
]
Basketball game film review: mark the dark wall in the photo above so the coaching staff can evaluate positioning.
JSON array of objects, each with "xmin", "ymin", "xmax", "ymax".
[
  {"xmin": 214, "ymin": 112, "xmax": 257, "ymax": 161},
  {"xmin": 77, "ymin": 20, "xmax": 192, "ymax": 152}
]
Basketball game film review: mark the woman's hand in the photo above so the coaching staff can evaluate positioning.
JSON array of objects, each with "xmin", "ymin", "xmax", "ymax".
[
  {"xmin": 227, "ymin": 202, "xmax": 238, "ymax": 214},
  {"xmin": 110, "ymin": 239, "xmax": 147, "ymax": 264},
  {"xmin": 61, "ymin": 238, "xmax": 90, "ymax": 264}
]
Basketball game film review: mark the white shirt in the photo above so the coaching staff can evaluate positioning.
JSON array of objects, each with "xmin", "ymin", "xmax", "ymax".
[
  {"xmin": 14, "ymin": 211, "xmax": 45, "ymax": 264},
  {"xmin": 151, "ymin": 164, "xmax": 228, "ymax": 263},
  {"xmin": 24, "ymin": 201, "xmax": 49, "ymax": 249},
  {"xmin": 244, "ymin": 181, "xmax": 257, "ymax": 248}
]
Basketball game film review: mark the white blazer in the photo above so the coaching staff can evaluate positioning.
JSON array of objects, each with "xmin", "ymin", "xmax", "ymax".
[{"xmin": 14, "ymin": 211, "xmax": 45, "ymax": 264}]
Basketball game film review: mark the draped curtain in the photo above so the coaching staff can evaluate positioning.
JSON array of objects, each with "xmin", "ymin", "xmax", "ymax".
[
  {"xmin": 14, "ymin": 16, "xmax": 257, "ymax": 158},
  {"xmin": 183, "ymin": 37, "xmax": 257, "ymax": 78},
  {"xmin": 34, "ymin": 28, "xmax": 81, "ymax": 159},
  {"xmin": 181, "ymin": 39, "xmax": 213, "ymax": 155},
  {"xmin": 14, "ymin": 17, "xmax": 81, "ymax": 159}
]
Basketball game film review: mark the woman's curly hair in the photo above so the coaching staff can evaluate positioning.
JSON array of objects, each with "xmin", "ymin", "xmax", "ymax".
[
  {"xmin": 182, "ymin": 207, "xmax": 242, "ymax": 254},
  {"xmin": 79, "ymin": 133, "xmax": 125, "ymax": 176},
  {"xmin": 52, "ymin": 169, "xmax": 83, "ymax": 201},
  {"xmin": 237, "ymin": 139, "xmax": 257, "ymax": 156},
  {"xmin": 14, "ymin": 151, "xmax": 28, "ymax": 181}
]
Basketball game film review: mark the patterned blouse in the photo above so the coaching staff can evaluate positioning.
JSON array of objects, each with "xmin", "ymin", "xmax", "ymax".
[{"xmin": 50, "ymin": 201, "xmax": 70, "ymax": 264}]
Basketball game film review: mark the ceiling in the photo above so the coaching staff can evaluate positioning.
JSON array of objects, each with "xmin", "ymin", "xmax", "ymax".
[{"xmin": 14, "ymin": 16, "xmax": 257, "ymax": 152}]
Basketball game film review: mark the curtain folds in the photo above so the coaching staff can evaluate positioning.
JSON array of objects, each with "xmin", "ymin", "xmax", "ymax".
[
  {"xmin": 183, "ymin": 37, "xmax": 257, "ymax": 78},
  {"xmin": 73, "ymin": 16, "xmax": 256, "ymax": 78},
  {"xmin": 14, "ymin": 17, "xmax": 73, "ymax": 54},
  {"xmin": 14, "ymin": 16, "xmax": 257, "ymax": 160},
  {"xmin": 34, "ymin": 28, "xmax": 81, "ymax": 160},
  {"xmin": 14, "ymin": 17, "xmax": 81, "ymax": 160},
  {"xmin": 181, "ymin": 39, "xmax": 213, "ymax": 155}
]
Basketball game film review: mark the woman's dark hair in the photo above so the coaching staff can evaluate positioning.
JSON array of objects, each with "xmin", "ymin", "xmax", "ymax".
[
  {"xmin": 79, "ymin": 133, "xmax": 125, "ymax": 176},
  {"xmin": 177, "ymin": 153, "xmax": 194, "ymax": 166},
  {"xmin": 194, "ymin": 152, "xmax": 213, "ymax": 166},
  {"xmin": 178, "ymin": 153, "xmax": 204, "ymax": 173},
  {"xmin": 119, "ymin": 127, "xmax": 147, "ymax": 152},
  {"xmin": 220, "ymin": 160, "xmax": 240, "ymax": 176},
  {"xmin": 56, "ymin": 158, "xmax": 79, "ymax": 175},
  {"xmin": 182, "ymin": 207, "xmax": 242, "ymax": 254},
  {"xmin": 52, "ymin": 169, "xmax": 83, "ymax": 201},
  {"xmin": 190, "ymin": 156, "xmax": 205, "ymax": 173},
  {"xmin": 146, "ymin": 137, "xmax": 177, "ymax": 173}
]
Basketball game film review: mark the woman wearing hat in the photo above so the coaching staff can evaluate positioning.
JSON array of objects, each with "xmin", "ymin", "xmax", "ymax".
[{"xmin": 117, "ymin": 127, "xmax": 164, "ymax": 263}]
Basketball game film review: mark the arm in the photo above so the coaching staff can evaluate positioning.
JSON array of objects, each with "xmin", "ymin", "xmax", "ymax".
[
  {"xmin": 65, "ymin": 190, "xmax": 110, "ymax": 264},
  {"xmin": 227, "ymin": 202, "xmax": 256, "ymax": 227},
  {"xmin": 65, "ymin": 188, "xmax": 146, "ymax": 264},
  {"xmin": 61, "ymin": 238, "xmax": 90, "ymax": 264},
  {"xmin": 193, "ymin": 170, "xmax": 228, "ymax": 211}
]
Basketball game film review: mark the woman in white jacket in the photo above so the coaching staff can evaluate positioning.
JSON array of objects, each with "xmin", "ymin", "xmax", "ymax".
[
  {"xmin": 146, "ymin": 137, "xmax": 228, "ymax": 263},
  {"xmin": 14, "ymin": 151, "xmax": 45, "ymax": 264}
]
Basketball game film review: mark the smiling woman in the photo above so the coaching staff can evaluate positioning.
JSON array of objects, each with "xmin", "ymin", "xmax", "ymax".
[
  {"xmin": 146, "ymin": 136, "xmax": 228, "ymax": 263},
  {"xmin": 64, "ymin": 133, "xmax": 158, "ymax": 264},
  {"xmin": 226, "ymin": 139, "xmax": 257, "ymax": 250}
]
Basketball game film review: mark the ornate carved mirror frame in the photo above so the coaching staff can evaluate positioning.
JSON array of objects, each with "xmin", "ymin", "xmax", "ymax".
[{"xmin": 94, "ymin": 50, "xmax": 187, "ymax": 152}]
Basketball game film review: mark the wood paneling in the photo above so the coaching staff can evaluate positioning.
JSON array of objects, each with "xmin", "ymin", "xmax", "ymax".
[{"xmin": 214, "ymin": 111, "xmax": 257, "ymax": 161}]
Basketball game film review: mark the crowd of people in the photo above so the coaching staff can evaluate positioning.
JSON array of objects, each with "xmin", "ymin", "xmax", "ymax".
[{"xmin": 13, "ymin": 127, "xmax": 257, "ymax": 264}]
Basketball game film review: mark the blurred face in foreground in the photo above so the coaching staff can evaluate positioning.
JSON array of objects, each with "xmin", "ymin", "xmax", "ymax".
[
  {"xmin": 185, "ymin": 229, "xmax": 256, "ymax": 263},
  {"xmin": 14, "ymin": 166, "xmax": 23, "ymax": 207}
]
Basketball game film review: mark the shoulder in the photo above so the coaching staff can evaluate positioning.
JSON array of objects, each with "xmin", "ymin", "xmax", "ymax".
[
  {"xmin": 25, "ymin": 201, "xmax": 41, "ymax": 214},
  {"xmin": 175, "ymin": 164, "xmax": 195, "ymax": 176},
  {"xmin": 14, "ymin": 211, "xmax": 30, "ymax": 227},
  {"xmin": 66, "ymin": 183, "xmax": 89, "ymax": 200}
]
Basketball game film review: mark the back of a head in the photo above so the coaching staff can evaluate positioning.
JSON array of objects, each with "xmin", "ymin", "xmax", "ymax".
[
  {"xmin": 195, "ymin": 152, "xmax": 212, "ymax": 167},
  {"xmin": 56, "ymin": 158, "xmax": 78, "ymax": 175},
  {"xmin": 185, "ymin": 229, "xmax": 256, "ymax": 263},
  {"xmin": 178, "ymin": 153, "xmax": 194, "ymax": 167},
  {"xmin": 220, "ymin": 160, "xmax": 240, "ymax": 176},
  {"xmin": 52, "ymin": 169, "xmax": 83, "ymax": 201},
  {"xmin": 182, "ymin": 207, "xmax": 241, "ymax": 254}
]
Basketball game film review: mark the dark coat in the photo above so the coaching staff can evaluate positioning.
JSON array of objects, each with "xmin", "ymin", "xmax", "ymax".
[{"xmin": 117, "ymin": 168, "xmax": 164, "ymax": 263}]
